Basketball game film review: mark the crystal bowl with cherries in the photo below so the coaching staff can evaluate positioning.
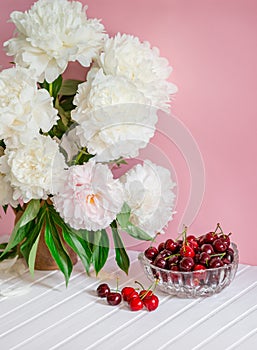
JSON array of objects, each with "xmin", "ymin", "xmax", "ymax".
[{"xmin": 138, "ymin": 224, "xmax": 239, "ymax": 298}]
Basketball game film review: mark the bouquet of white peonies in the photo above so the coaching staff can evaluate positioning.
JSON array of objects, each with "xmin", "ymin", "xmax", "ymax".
[{"xmin": 0, "ymin": 0, "xmax": 177, "ymax": 284}]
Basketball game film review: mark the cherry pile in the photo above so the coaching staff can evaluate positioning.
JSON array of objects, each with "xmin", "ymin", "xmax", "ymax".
[
  {"xmin": 144, "ymin": 224, "xmax": 236, "ymax": 273},
  {"xmin": 96, "ymin": 281, "xmax": 159, "ymax": 312}
]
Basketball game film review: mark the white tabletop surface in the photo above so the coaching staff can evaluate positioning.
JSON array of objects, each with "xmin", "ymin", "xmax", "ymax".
[{"xmin": 0, "ymin": 251, "xmax": 257, "ymax": 350}]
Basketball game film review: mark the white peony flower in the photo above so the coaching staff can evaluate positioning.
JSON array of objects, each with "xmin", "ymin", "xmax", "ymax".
[
  {"xmin": 0, "ymin": 173, "xmax": 19, "ymax": 207},
  {"xmin": 0, "ymin": 66, "xmax": 58, "ymax": 147},
  {"xmin": 120, "ymin": 160, "xmax": 176, "ymax": 237},
  {"xmin": 72, "ymin": 69, "xmax": 158, "ymax": 161},
  {"xmin": 53, "ymin": 161, "xmax": 124, "ymax": 231},
  {"xmin": 72, "ymin": 68, "xmax": 151, "ymax": 116},
  {"xmin": 0, "ymin": 135, "xmax": 66, "ymax": 203},
  {"xmin": 4, "ymin": 0, "xmax": 106, "ymax": 83},
  {"xmin": 98, "ymin": 33, "xmax": 177, "ymax": 111}
]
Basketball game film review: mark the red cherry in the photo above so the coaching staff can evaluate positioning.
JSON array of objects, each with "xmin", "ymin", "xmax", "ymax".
[
  {"xmin": 143, "ymin": 294, "xmax": 159, "ymax": 312},
  {"xmin": 170, "ymin": 265, "xmax": 179, "ymax": 271},
  {"xmin": 204, "ymin": 232, "xmax": 218, "ymax": 244},
  {"xmin": 179, "ymin": 256, "xmax": 195, "ymax": 271},
  {"xmin": 144, "ymin": 247, "xmax": 158, "ymax": 261},
  {"xmin": 187, "ymin": 235, "xmax": 198, "ymax": 249},
  {"xmin": 227, "ymin": 247, "xmax": 235, "ymax": 255},
  {"xmin": 197, "ymin": 235, "xmax": 206, "ymax": 246},
  {"xmin": 165, "ymin": 239, "xmax": 179, "ymax": 252},
  {"xmin": 153, "ymin": 256, "xmax": 167, "ymax": 269},
  {"xmin": 188, "ymin": 240, "xmax": 199, "ymax": 250},
  {"xmin": 187, "ymin": 235, "xmax": 197, "ymax": 241},
  {"xmin": 170, "ymin": 265, "xmax": 179, "ymax": 283},
  {"xmin": 107, "ymin": 292, "xmax": 122, "ymax": 306},
  {"xmin": 121, "ymin": 287, "xmax": 136, "ymax": 302},
  {"xmin": 158, "ymin": 242, "xmax": 165, "ymax": 252},
  {"xmin": 201, "ymin": 243, "xmax": 215, "ymax": 255},
  {"xmin": 199, "ymin": 252, "xmax": 210, "ymax": 265},
  {"xmin": 139, "ymin": 289, "xmax": 153, "ymax": 299},
  {"xmin": 96, "ymin": 283, "xmax": 110, "ymax": 298},
  {"xmin": 129, "ymin": 297, "xmax": 144, "ymax": 311},
  {"xmin": 213, "ymin": 239, "xmax": 228, "ymax": 253},
  {"xmin": 180, "ymin": 244, "xmax": 195, "ymax": 258},
  {"xmin": 193, "ymin": 264, "xmax": 207, "ymax": 278},
  {"xmin": 166, "ymin": 255, "xmax": 180, "ymax": 269},
  {"xmin": 193, "ymin": 264, "xmax": 207, "ymax": 271},
  {"xmin": 222, "ymin": 251, "xmax": 234, "ymax": 265},
  {"xmin": 220, "ymin": 234, "xmax": 231, "ymax": 247},
  {"xmin": 209, "ymin": 257, "xmax": 224, "ymax": 268},
  {"xmin": 158, "ymin": 249, "xmax": 172, "ymax": 259},
  {"xmin": 126, "ymin": 290, "xmax": 139, "ymax": 302}
]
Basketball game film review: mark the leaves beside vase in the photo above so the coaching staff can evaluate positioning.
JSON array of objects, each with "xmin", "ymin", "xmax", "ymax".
[{"xmin": 1, "ymin": 200, "xmax": 153, "ymax": 286}]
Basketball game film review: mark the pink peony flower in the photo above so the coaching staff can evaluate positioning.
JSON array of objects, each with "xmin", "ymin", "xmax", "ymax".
[{"xmin": 53, "ymin": 161, "xmax": 124, "ymax": 231}]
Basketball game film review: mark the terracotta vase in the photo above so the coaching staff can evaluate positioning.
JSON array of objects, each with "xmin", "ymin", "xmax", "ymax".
[
  {"xmin": 34, "ymin": 228, "xmax": 78, "ymax": 271},
  {"xmin": 16, "ymin": 212, "xmax": 77, "ymax": 270}
]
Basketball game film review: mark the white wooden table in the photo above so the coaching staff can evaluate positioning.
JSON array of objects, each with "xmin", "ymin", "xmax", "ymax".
[{"xmin": 0, "ymin": 251, "xmax": 257, "ymax": 350}]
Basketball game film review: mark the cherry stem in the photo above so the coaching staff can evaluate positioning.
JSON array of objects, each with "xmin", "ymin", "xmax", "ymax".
[
  {"xmin": 149, "ymin": 232, "xmax": 160, "ymax": 247},
  {"xmin": 175, "ymin": 225, "xmax": 187, "ymax": 242},
  {"xmin": 139, "ymin": 279, "xmax": 159, "ymax": 300},
  {"xmin": 134, "ymin": 280, "xmax": 145, "ymax": 290},
  {"xmin": 182, "ymin": 226, "xmax": 188, "ymax": 244},
  {"xmin": 116, "ymin": 277, "xmax": 119, "ymax": 292},
  {"xmin": 210, "ymin": 252, "xmax": 226, "ymax": 258},
  {"xmin": 164, "ymin": 253, "xmax": 180, "ymax": 260},
  {"xmin": 214, "ymin": 223, "xmax": 224, "ymax": 234},
  {"xmin": 175, "ymin": 225, "xmax": 188, "ymax": 243}
]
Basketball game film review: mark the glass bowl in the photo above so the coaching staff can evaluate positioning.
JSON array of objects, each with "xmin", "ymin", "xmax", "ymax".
[{"xmin": 138, "ymin": 243, "xmax": 239, "ymax": 298}]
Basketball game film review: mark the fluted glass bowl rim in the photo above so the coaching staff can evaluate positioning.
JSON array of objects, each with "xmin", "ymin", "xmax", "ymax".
[{"xmin": 138, "ymin": 242, "xmax": 239, "ymax": 298}]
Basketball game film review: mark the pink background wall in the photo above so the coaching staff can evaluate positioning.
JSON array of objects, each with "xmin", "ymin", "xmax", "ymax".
[{"xmin": 1, "ymin": 0, "xmax": 257, "ymax": 265}]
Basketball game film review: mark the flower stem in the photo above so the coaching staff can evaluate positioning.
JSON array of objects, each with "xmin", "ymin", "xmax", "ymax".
[{"xmin": 49, "ymin": 83, "xmax": 53, "ymax": 97}]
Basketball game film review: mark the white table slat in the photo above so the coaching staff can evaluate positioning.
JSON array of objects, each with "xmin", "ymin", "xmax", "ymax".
[
  {"xmin": 226, "ymin": 328, "xmax": 257, "ymax": 350},
  {"xmin": 0, "ymin": 251, "xmax": 256, "ymax": 350}
]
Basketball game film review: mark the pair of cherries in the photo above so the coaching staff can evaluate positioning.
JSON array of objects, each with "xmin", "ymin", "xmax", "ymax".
[{"xmin": 96, "ymin": 281, "xmax": 159, "ymax": 312}]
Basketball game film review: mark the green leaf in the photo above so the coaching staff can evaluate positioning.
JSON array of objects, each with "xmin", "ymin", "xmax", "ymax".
[
  {"xmin": 0, "ymin": 243, "xmax": 18, "ymax": 261},
  {"xmin": 0, "ymin": 139, "xmax": 5, "ymax": 148},
  {"xmin": 117, "ymin": 203, "xmax": 152, "ymax": 241},
  {"xmin": 1, "ymin": 200, "xmax": 40, "ymax": 257},
  {"xmin": 59, "ymin": 79, "xmax": 83, "ymax": 96},
  {"xmin": 52, "ymin": 75, "xmax": 63, "ymax": 99},
  {"xmin": 0, "ymin": 243, "xmax": 7, "ymax": 250},
  {"xmin": 124, "ymin": 223, "xmax": 153, "ymax": 241},
  {"xmin": 116, "ymin": 202, "xmax": 131, "ymax": 228},
  {"xmin": 91, "ymin": 230, "xmax": 109, "ymax": 275},
  {"xmin": 50, "ymin": 208, "xmax": 93, "ymax": 274},
  {"xmin": 19, "ymin": 219, "xmax": 38, "ymax": 261},
  {"xmin": 2, "ymin": 205, "xmax": 8, "ymax": 214},
  {"xmin": 19, "ymin": 206, "xmax": 47, "ymax": 262},
  {"xmin": 72, "ymin": 148, "xmax": 95, "ymax": 165},
  {"xmin": 48, "ymin": 115, "xmax": 69, "ymax": 139},
  {"xmin": 113, "ymin": 157, "xmax": 128, "ymax": 167},
  {"xmin": 40, "ymin": 76, "xmax": 63, "ymax": 99},
  {"xmin": 62, "ymin": 228, "xmax": 92, "ymax": 274},
  {"xmin": 28, "ymin": 233, "xmax": 41, "ymax": 277},
  {"xmin": 44, "ymin": 212, "xmax": 73, "ymax": 286},
  {"xmin": 59, "ymin": 95, "xmax": 76, "ymax": 112},
  {"xmin": 56, "ymin": 103, "xmax": 71, "ymax": 127},
  {"xmin": 111, "ymin": 222, "xmax": 130, "ymax": 274}
]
